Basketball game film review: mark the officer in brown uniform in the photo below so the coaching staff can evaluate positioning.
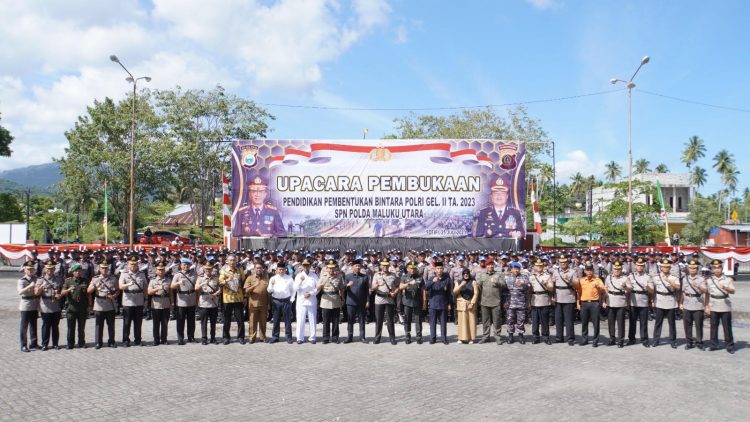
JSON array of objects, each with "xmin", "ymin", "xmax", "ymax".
[
  {"xmin": 652, "ymin": 259, "xmax": 680, "ymax": 348},
  {"xmin": 605, "ymin": 261, "xmax": 631, "ymax": 348},
  {"xmin": 244, "ymin": 263, "xmax": 270, "ymax": 343},
  {"xmin": 18, "ymin": 261, "xmax": 41, "ymax": 352},
  {"xmin": 317, "ymin": 259, "xmax": 345, "ymax": 344},
  {"xmin": 552, "ymin": 255, "xmax": 579, "ymax": 345},
  {"xmin": 706, "ymin": 259, "xmax": 736, "ymax": 353},
  {"xmin": 196, "ymin": 262, "xmax": 221, "ymax": 345},
  {"xmin": 147, "ymin": 263, "xmax": 172, "ymax": 346},
  {"xmin": 529, "ymin": 258, "xmax": 553, "ymax": 345},
  {"xmin": 88, "ymin": 261, "xmax": 119, "ymax": 349},
  {"xmin": 680, "ymin": 259, "xmax": 707, "ymax": 350}
]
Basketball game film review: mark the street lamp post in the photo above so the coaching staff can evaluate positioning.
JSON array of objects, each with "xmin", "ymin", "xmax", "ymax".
[
  {"xmin": 610, "ymin": 55, "xmax": 649, "ymax": 251},
  {"xmin": 110, "ymin": 55, "xmax": 151, "ymax": 248}
]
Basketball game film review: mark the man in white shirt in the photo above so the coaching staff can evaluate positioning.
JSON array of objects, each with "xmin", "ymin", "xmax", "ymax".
[
  {"xmin": 267, "ymin": 263, "xmax": 294, "ymax": 344},
  {"xmin": 293, "ymin": 259, "xmax": 319, "ymax": 344}
]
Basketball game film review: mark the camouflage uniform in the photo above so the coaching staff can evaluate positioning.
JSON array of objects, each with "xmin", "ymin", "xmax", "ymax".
[{"xmin": 505, "ymin": 273, "xmax": 530, "ymax": 335}]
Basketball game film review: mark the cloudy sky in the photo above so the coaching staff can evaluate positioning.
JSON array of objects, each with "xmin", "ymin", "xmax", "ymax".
[{"xmin": 1, "ymin": 0, "xmax": 748, "ymax": 194}]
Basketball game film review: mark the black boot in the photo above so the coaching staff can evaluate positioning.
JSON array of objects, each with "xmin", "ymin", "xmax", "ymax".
[
  {"xmin": 508, "ymin": 334, "xmax": 514, "ymax": 344},
  {"xmin": 518, "ymin": 334, "xmax": 525, "ymax": 345}
]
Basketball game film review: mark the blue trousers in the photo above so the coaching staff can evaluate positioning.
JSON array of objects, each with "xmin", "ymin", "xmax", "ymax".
[{"xmin": 429, "ymin": 308, "xmax": 447, "ymax": 342}]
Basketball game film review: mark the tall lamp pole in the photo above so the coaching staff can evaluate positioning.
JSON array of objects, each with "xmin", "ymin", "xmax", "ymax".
[
  {"xmin": 110, "ymin": 55, "xmax": 151, "ymax": 248},
  {"xmin": 610, "ymin": 55, "xmax": 649, "ymax": 251}
]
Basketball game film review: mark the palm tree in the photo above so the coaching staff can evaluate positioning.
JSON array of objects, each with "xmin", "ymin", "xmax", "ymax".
[
  {"xmin": 654, "ymin": 163, "xmax": 669, "ymax": 173},
  {"xmin": 604, "ymin": 161, "xmax": 622, "ymax": 182},
  {"xmin": 713, "ymin": 149, "xmax": 735, "ymax": 175},
  {"xmin": 634, "ymin": 158, "xmax": 651, "ymax": 174},
  {"xmin": 690, "ymin": 166, "xmax": 707, "ymax": 190},
  {"xmin": 570, "ymin": 172, "xmax": 587, "ymax": 200},
  {"xmin": 713, "ymin": 149, "xmax": 736, "ymax": 212},
  {"xmin": 537, "ymin": 162, "xmax": 554, "ymax": 198},
  {"xmin": 681, "ymin": 135, "xmax": 706, "ymax": 169}
]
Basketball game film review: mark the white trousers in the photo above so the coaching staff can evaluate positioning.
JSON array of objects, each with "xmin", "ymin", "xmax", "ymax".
[{"xmin": 296, "ymin": 304, "xmax": 317, "ymax": 341}]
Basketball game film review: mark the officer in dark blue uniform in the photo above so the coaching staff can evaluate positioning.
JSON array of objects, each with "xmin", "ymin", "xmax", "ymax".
[
  {"xmin": 344, "ymin": 259, "xmax": 370, "ymax": 343},
  {"xmin": 238, "ymin": 176, "xmax": 287, "ymax": 237},
  {"xmin": 425, "ymin": 261, "xmax": 451, "ymax": 344},
  {"xmin": 474, "ymin": 174, "xmax": 523, "ymax": 239}
]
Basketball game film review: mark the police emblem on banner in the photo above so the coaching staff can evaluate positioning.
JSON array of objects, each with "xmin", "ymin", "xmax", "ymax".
[
  {"xmin": 369, "ymin": 146, "xmax": 392, "ymax": 162},
  {"xmin": 241, "ymin": 145, "xmax": 259, "ymax": 168},
  {"xmin": 498, "ymin": 144, "xmax": 518, "ymax": 170}
]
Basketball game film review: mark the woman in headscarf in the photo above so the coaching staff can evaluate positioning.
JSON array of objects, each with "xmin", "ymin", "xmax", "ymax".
[{"xmin": 453, "ymin": 268, "xmax": 479, "ymax": 344}]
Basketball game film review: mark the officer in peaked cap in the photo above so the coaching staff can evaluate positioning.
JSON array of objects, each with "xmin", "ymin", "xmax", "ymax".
[
  {"xmin": 238, "ymin": 176, "xmax": 287, "ymax": 237},
  {"xmin": 474, "ymin": 173, "xmax": 524, "ymax": 240}
]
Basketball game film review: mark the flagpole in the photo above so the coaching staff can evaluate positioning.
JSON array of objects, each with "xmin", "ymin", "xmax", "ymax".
[{"xmin": 103, "ymin": 179, "xmax": 109, "ymax": 245}]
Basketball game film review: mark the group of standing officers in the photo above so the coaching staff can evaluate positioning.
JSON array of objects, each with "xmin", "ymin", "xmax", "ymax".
[{"xmin": 16, "ymin": 247, "xmax": 736, "ymax": 354}]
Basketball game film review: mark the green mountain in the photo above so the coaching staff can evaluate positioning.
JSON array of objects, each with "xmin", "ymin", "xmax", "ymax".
[{"xmin": 0, "ymin": 162, "xmax": 60, "ymax": 193}]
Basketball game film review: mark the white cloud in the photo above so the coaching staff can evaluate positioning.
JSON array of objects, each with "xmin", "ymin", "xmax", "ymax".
[
  {"xmin": 556, "ymin": 149, "xmax": 609, "ymax": 182},
  {"xmin": 0, "ymin": 0, "xmax": 392, "ymax": 171},
  {"xmin": 525, "ymin": 0, "xmax": 559, "ymax": 10},
  {"xmin": 153, "ymin": 0, "xmax": 390, "ymax": 90}
]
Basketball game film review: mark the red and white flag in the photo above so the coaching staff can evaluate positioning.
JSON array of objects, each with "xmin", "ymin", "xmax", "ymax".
[
  {"xmin": 530, "ymin": 180, "xmax": 542, "ymax": 234},
  {"xmin": 222, "ymin": 171, "xmax": 231, "ymax": 248}
]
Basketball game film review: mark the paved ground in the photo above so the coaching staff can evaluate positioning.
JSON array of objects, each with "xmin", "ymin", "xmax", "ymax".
[{"xmin": 0, "ymin": 273, "xmax": 748, "ymax": 421}]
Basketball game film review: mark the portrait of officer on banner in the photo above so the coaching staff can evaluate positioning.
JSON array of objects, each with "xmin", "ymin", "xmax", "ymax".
[
  {"xmin": 238, "ymin": 176, "xmax": 287, "ymax": 237},
  {"xmin": 473, "ymin": 173, "xmax": 524, "ymax": 239}
]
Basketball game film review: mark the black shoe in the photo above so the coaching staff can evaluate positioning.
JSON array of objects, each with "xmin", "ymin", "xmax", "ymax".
[
  {"xmin": 297, "ymin": 340, "xmax": 304, "ymax": 344},
  {"xmin": 124, "ymin": 340, "xmax": 131, "ymax": 347},
  {"xmin": 323, "ymin": 340, "xmax": 330, "ymax": 344},
  {"xmin": 41, "ymin": 345, "xmax": 49, "ymax": 351},
  {"xmin": 202, "ymin": 339, "xmax": 208, "ymax": 345},
  {"xmin": 518, "ymin": 335, "xmax": 525, "ymax": 345},
  {"xmin": 532, "ymin": 338, "xmax": 540, "ymax": 344},
  {"xmin": 443, "ymin": 340, "xmax": 449, "ymax": 345},
  {"xmin": 178, "ymin": 339, "xmax": 185, "ymax": 346},
  {"xmin": 267, "ymin": 338, "xmax": 278, "ymax": 344},
  {"xmin": 508, "ymin": 334, "xmax": 515, "ymax": 344},
  {"xmin": 670, "ymin": 342, "xmax": 678, "ymax": 349},
  {"xmin": 53, "ymin": 345, "xmax": 61, "ymax": 350},
  {"xmin": 405, "ymin": 338, "xmax": 411, "ymax": 345},
  {"xmin": 360, "ymin": 338, "xmax": 368, "ymax": 344},
  {"xmin": 555, "ymin": 338, "xmax": 565, "ymax": 344},
  {"xmin": 618, "ymin": 342, "xmax": 624, "ymax": 348},
  {"xmin": 642, "ymin": 342, "xmax": 650, "ymax": 348},
  {"xmin": 627, "ymin": 339, "xmax": 636, "ymax": 346},
  {"xmin": 21, "ymin": 346, "xmax": 29, "ymax": 353},
  {"xmin": 697, "ymin": 343, "xmax": 705, "ymax": 350},
  {"xmin": 727, "ymin": 346, "xmax": 735, "ymax": 354},
  {"xmin": 66, "ymin": 345, "xmax": 73, "ymax": 350},
  {"xmin": 707, "ymin": 346, "xmax": 716, "ymax": 351},
  {"xmin": 153, "ymin": 341, "xmax": 160, "ymax": 347},
  {"xmin": 391, "ymin": 340, "xmax": 398, "ymax": 345},
  {"xmin": 373, "ymin": 339, "xmax": 380, "ymax": 344},
  {"xmin": 332, "ymin": 338, "xmax": 339, "ymax": 344},
  {"xmin": 417, "ymin": 338, "xmax": 423, "ymax": 344},
  {"xmin": 567, "ymin": 341, "xmax": 575, "ymax": 346},
  {"xmin": 210, "ymin": 339, "xmax": 217, "ymax": 344},
  {"xmin": 343, "ymin": 338, "xmax": 352, "ymax": 344},
  {"xmin": 651, "ymin": 341, "xmax": 659, "ymax": 348},
  {"xmin": 286, "ymin": 339, "xmax": 293, "ymax": 344},
  {"xmin": 608, "ymin": 339, "xmax": 616, "ymax": 346},
  {"xmin": 239, "ymin": 338, "xmax": 246, "ymax": 345},
  {"xmin": 545, "ymin": 338, "xmax": 552, "ymax": 345},
  {"xmin": 311, "ymin": 340, "xmax": 316, "ymax": 344},
  {"xmin": 429, "ymin": 340, "xmax": 436, "ymax": 344},
  {"xmin": 79, "ymin": 344, "xmax": 87, "ymax": 349},
  {"xmin": 224, "ymin": 339, "xmax": 231, "ymax": 345},
  {"xmin": 29, "ymin": 344, "xmax": 38, "ymax": 350},
  {"xmin": 480, "ymin": 338, "xmax": 491, "ymax": 344},
  {"xmin": 579, "ymin": 341, "xmax": 589, "ymax": 346},
  {"xmin": 95, "ymin": 344, "xmax": 102, "ymax": 350},
  {"xmin": 592, "ymin": 343, "xmax": 598, "ymax": 348}
]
